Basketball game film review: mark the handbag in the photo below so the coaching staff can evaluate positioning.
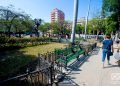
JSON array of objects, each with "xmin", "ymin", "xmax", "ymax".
[{"xmin": 110, "ymin": 52, "xmax": 113, "ymax": 56}]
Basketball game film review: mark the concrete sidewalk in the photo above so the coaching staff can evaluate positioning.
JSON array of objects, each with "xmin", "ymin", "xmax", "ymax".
[{"xmin": 58, "ymin": 48, "xmax": 120, "ymax": 86}]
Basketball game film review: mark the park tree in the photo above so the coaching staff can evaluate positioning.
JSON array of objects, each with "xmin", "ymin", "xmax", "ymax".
[
  {"xmin": 104, "ymin": 18, "xmax": 116, "ymax": 34},
  {"xmin": 87, "ymin": 23, "xmax": 93, "ymax": 35},
  {"xmin": 51, "ymin": 22, "xmax": 63, "ymax": 38},
  {"xmin": 21, "ymin": 17, "xmax": 34, "ymax": 32},
  {"xmin": 65, "ymin": 29, "xmax": 71, "ymax": 36},
  {"xmin": 51, "ymin": 22, "xmax": 59, "ymax": 35},
  {"xmin": 13, "ymin": 19, "xmax": 25, "ymax": 37},
  {"xmin": 88, "ymin": 18, "xmax": 103, "ymax": 35},
  {"xmin": 102, "ymin": 0, "xmax": 120, "ymax": 36},
  {"xmin": 76, "ymin": 24, "xmax": 84, "ymax": 38},
  {"xmin": 39, "ymin": 23, "xmax": 50, "ymax": 37},
  {"xmin": 51, "ymin": 21, "xmax": 71, "ymax": 39},
  {"xmin": 88, "ymin": 9, "xmax": 105, "ymax": 35},
  {"xmin": 12, "ymin": 17, "xmax": 34, "ymax": 37},
  {"xmin": 0, "ymin": 19, "xmax": 6, "ymax": 31},
  {"xmin": 57, "ymin": 20, "xmax": 67, "ymax": 37},
  {"xmin": 0, "ymin": 5, "xmax": 27, "ymax": 37}
]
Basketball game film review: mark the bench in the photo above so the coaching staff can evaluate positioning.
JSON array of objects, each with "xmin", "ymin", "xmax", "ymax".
[{"xmin": 55, "ymin": 45, "xmax": 85, "ymax": 68}]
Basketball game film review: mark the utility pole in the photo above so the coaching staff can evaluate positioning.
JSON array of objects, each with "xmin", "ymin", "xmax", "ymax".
[
  {"xmin": 71, "ymin": 0, "xmax": 79, "ymax": 44},
  {"xmin": 84, "ymin": 0, "xmax": 91, "ymax": 39}
]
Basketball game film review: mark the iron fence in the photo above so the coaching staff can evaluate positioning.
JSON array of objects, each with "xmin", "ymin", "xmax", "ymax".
[{"xmin": 0, "ymin": 43, "xmax": 97, "ymax": 86}]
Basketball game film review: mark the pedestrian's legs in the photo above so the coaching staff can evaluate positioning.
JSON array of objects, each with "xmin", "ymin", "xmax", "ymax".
[
  {"xmin": 102, "ymin": 49, "xmax": 107, "ymax": 62},
  {"xmin": 107, "ymin": 56, "xmax": 110, "ymax": 65},
  {"xmin": 102, "ymin": 49, "xmax": 107, "ymax": 68},
  {"xmin": 107, "ymin": 56, "xmax": 110, "ymax": 61},
  {"xmin": 107, "ymin": 51, "xmax": 111, "ymax": 65}
]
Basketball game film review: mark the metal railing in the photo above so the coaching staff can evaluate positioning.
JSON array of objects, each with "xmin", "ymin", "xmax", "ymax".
[
  {"xmin": 0, "ymin": 43, "xmax": 97, "ymax": 86},
  {"xmin": 0, "ymin": 56, "xmax": 53, "ymax": 86}
]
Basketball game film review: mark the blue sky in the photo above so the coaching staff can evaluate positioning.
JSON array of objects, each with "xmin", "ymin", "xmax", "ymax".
[{"xmin": 0, "ymin": 0, "xmax": 102, "ymax": 22}]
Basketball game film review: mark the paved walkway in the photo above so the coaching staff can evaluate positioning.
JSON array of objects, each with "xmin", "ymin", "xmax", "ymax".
[{"xmin": 58, "ymin": 48, "xmax": 120, "ymax": 86}]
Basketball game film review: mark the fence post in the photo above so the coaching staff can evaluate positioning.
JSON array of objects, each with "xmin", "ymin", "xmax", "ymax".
[{"xmin": 50, "ymin": 63, "xmax": 53, "ymax": 86}]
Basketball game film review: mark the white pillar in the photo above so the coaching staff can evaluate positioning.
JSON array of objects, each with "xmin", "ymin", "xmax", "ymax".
[{"xmin": 71, "ymin": 0, "xmax": 79, "ymax": 44}]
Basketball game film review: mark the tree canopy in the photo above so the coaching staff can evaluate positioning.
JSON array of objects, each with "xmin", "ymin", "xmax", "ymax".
[
  {"xmin": 0, "ymin": 5, "xmax": 39, "ymax": 38},
  {"xmin": 102, "ymin": 0, "xmax": 120, "ymax": 33}
]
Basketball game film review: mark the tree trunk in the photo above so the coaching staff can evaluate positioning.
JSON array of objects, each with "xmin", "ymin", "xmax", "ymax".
[
  {"xmin": 7, "ymin": 15, "xmax": 17, "ymax": 38},
  {"xmin": 8, "ymin": 27, "xmax": 11, "ymax": 38},
  {"xmin": 42, "ymin": 32, "xmax": 44, "ymax": 37},
  {"xmin": 18, "ymin": 30, "xmax": 21, "ymax": 38},
  {"xmin": 93, "ymin": 30, "xmax": 94, "ymax": 35},
  {"xmin": 82, "ymin": 30, "xmax": 83, "ymax": 34},
  {"xmin": 79, "ymin": 33, "xmax": 80, "ymax": 39}
]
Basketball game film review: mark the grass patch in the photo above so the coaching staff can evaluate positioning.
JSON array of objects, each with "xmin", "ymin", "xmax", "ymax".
[
  {"xmin": 20, "ymin": 43, "xmax": 66, "ymax": 56},
  {"xmin": 0, "ymin": 43, "xmax": 67, "ymax": 79}
]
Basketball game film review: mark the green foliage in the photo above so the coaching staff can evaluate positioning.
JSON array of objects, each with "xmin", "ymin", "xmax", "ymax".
[
  {"xmin": 51, "ymin": 21, "xmax": 71, "ymax": 36},
  {"xmin": 51, "ymin": 22, "xmax": 59, "ymax": 34},
  {"xmin": 0, "ymin": 6, "xmax": 35, "ymax": 38},
  {"xmin": 0, "ymin": 37, "xmax": 54, "ymax": 51},
  {"xmin": 39, "ymin": 23, "xmax": 50, "ymax": 37},
  {"xmin": 76, "ymin": 24, "xmax": 84, "ymax": 35},
  {"xmin": 0, "ymin": 53, "xmax": 35, "ymax": 78},
  {"xmin": 76, "ymin": 24, "xmax": 81, "ymax": 34},
  {"xmin": 102, "ymin": 0, "xmax": 120, "ymax": 14},
  {"xmin": 104, "ymin": 18, "xmax": 116, "ymax": 34},
  {"xmin": 88, "ymin": 18, "xmax": 103, "ymax": 35},
  {"xmin": 65, "ymin": 29, "xmax": 71, "ymax": 34},
  {"xmin": 0, "ymin": 43, "xmax": 65, "ymax": 79},
  {"xmin": 87, "ymin": 23, "xmax": 93, "ymax": 34},
  {"xmin": 88, "ymin": 18, "xmax": 116, "ymax": 34},
  {"xmin": 102, "ymin": 0, "xmax": 120, "ymax": 32}
]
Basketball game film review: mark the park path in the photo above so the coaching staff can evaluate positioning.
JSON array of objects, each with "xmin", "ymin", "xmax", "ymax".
[{"xmin": 58, "ymin": 47, "xmax": 120, "ymax": 86}]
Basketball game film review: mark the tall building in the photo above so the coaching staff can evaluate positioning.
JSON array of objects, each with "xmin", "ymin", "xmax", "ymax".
[{"xmin": 51, "ymin": 8, "xmax": 65, "ymax": 22}]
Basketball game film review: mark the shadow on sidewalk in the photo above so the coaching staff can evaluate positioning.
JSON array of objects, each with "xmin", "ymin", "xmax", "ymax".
[
  {"xmin": 57, "ymin": 48, "xmax": 100, "ymax": 86},
  {"xmin": 57, "ymin": 75, "xmax": 79, "ymax": 86},
  {"xmin": 90, "ymin": 47, "xmax": 100, "ymax": 55},
  {"xmin": 66, "ymin": 48, "xmax": 100, "ymax": 71},
  {"xmin": 57, "ymin": 55, "xmax": 91, "ymax": 86},
  {"xmin": 68, "ymin": 55, "xmax": 90, "ymax": 71},
  {"xmin": 104, "ymin": 64, "xmax": 120, "ymax": 69}
]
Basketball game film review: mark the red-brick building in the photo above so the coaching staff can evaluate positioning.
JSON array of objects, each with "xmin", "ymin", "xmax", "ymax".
[{"xmin": 51, "ymin": 8, "xmax": 65, "ymax": 22}]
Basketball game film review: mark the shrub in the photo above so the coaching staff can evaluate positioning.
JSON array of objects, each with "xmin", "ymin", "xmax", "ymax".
[{"xmin": 0, "ymin": 37, "xmax": 53, "ymax": 51}]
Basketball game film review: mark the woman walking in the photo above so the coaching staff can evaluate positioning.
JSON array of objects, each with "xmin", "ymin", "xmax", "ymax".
[{"xmin": 102, "ymin": 34, "xmax": 114, "ymax": 68}]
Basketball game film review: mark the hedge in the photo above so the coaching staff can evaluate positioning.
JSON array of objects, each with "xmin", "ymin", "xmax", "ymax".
[{"xmin": 0, "ymin": 37, "xmax": 54, "ymax": 51}]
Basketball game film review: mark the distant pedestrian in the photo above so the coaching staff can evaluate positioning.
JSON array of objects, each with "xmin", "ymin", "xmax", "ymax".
[
  {"xmin": 65, "ymin": 34, "xmax": 68, "ymax": 39},
  {"xmin": 114, "ymin": 49, "xmax": 120, "ymax": 66},
  {"xmin": 102, "ymin": 34, "xmax": 114, "ymax": 68},
  {"xmin": 65, "ymin": 34, "xmax": 69, "ymax": 41},
  {"xmin": 116, "ymin": 40, "xmax": 119, "ymax": 47}
]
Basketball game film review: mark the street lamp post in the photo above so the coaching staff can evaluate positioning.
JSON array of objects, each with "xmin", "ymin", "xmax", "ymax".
[
  {"xmin": 71, "ymin": 0, "xmax": 79, "ymax": 44},
  {"xmin": 84, "ymin": 0, "xmax": 91, "ymax": 39}
]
